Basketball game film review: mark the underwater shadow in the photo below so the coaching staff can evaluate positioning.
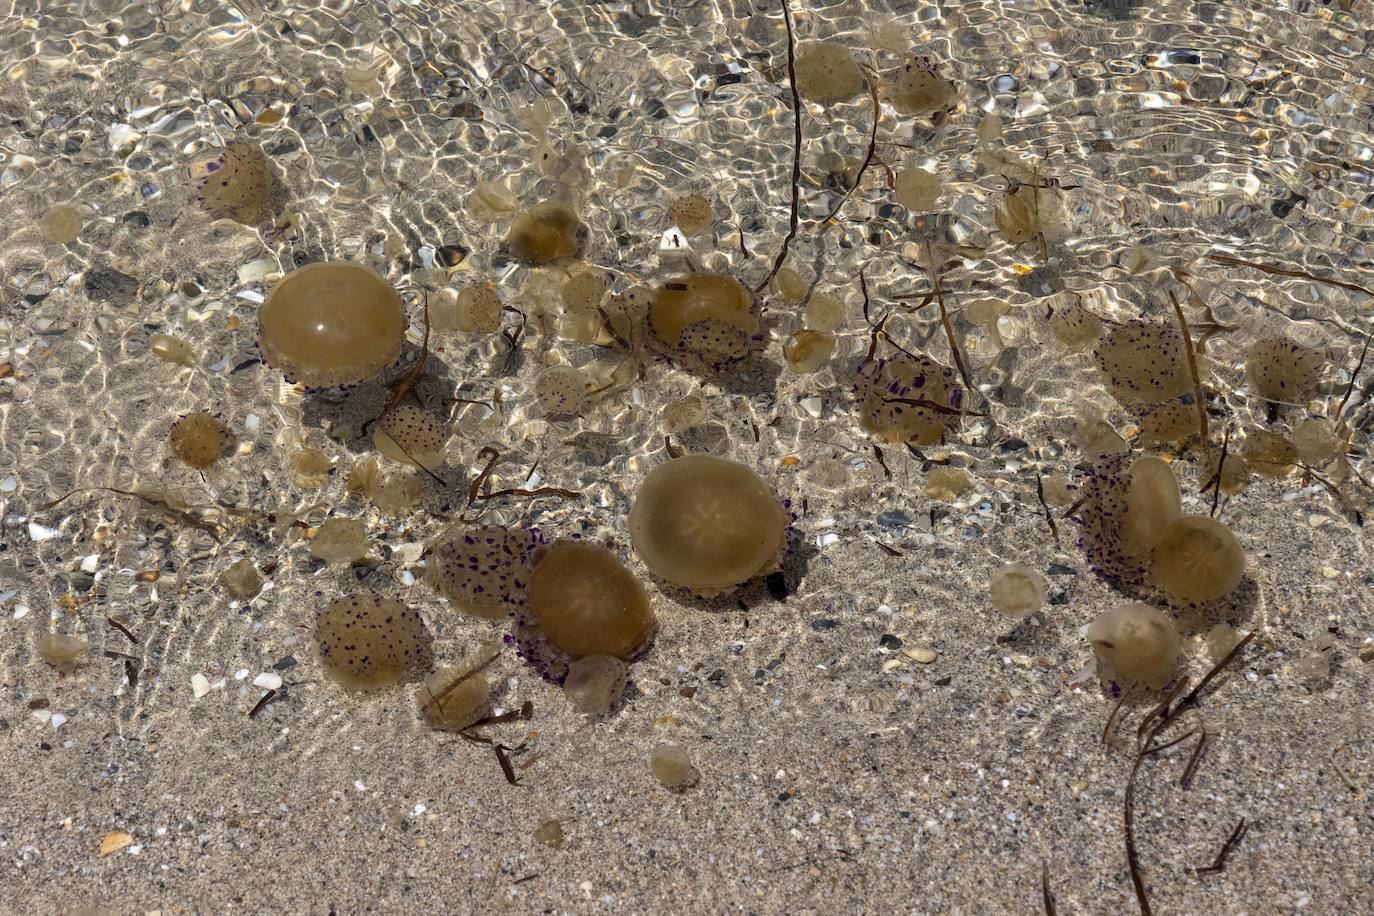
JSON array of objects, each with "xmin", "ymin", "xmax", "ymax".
[{"xmin": 658, "ymin": 523, "xmax": 820, "ymax": 616}]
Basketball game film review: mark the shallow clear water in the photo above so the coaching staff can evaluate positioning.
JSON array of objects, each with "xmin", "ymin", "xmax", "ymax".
[{"xmin": 3, "ymin": 1, "xmax": 1373, "ymax": 912}]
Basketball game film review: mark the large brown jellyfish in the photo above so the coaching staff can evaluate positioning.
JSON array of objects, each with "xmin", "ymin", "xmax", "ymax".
[
  {"xmin": 258, "ymin": 261, "xmax": 408, "ymax": 388},
  {"xmin": 1245, "ymin": 336, "xmax": 1325, "ymax": 404},
  {"xmin": 1147, "ymin": 515, "xmax": 1245, "ymax": 604},
  {"xmin": 526, "ymin": 540, "xmax": 656, "ymax": 660},
  {"xmin": 1093, "ymin": 320, "xmax": 1193, "ymax": 408},
  {"xmin": 649, "ymin": 272, "xmax": 763, "ymax": 373},
  {"xmin": 1074, "ymin": 453, "xmax": 1181, "ymax": 584},
  {"xmin": 628, "ymin": 454, "xmax": 789, "ymax": 595},
  {"xmin": 424, "ymin": 525, "xmax": 543, "ymax": 620},
  {"xmin": 314, "ymin": 591, "xmax": 429, "ymax": 690}
]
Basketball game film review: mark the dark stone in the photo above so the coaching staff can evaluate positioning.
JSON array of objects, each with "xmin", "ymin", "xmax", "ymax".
[
  {"xmin": 436, "ymin": 244, "xmax": 468, "ymax": 267},
  {"xmin": 879, "ymin": 634, "xmax": 904, "ymax": 650},
  {"xmin": 810, "ymin": 618, "xmax": 837, "ymax": 631},
  {"xmin": 1046, "ymin": 563, "xmax": 1077, "ymax": 576},
  {"xmin": 122, "ymin": 211, "xmax": 150, "ymax": 227},
  {"xmin": 84, "ymin": 266, "xmax": 140, "ymax": 304}
]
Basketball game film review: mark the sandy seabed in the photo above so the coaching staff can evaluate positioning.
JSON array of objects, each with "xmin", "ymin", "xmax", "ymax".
[{"xmin": 2, "ymin": 0, "xmax": 1373, "ymax": 913}]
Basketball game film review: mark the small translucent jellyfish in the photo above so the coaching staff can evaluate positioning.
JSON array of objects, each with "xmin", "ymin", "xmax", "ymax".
[
  {"xmin": 1245, "ymin": 336, "xmax": 1325, "ymax": 404},
  {"xmin": 508, "ymin": 200, "xmax": 581, "ymax": 264},
  {"xmin": 441, "ymin": 285, "xmax": 504, "ymax": 335},
  {"xmin": 926, "ymin": 466, "xmax": 972, "ymax": 501},
  {"xmin": 1292, "ymin": 417, "xmax": 1342, "ymax": 465},
  {"xmin": 370, "ymin": 467, "xmax": 424, "ymax": 515},
  {"xmin": 169, "ymin": 411, "xmax": 232, "ymax": 469},
  {"xmin": 855, "ymin": 352, "xmax": 961, "ymax": 446},
  {"xmin": 649, "ymin": 272, "xmax": 763, "ymax": 373},
  {"xmin": 374, "ymin": 405, "xmax": 447, "ymax": 470},
  {"xmin": 535, "ymin": 365, "xmax": 592, "ymax": 416},
  {"xmin": 1202, "ymin": 450, "xmax": 1250, "ymax": 496},
  {"xmin": 666, "ymin": 194, "xmax": 713, "ymax": 236},
  {"xmin": 804, "ymin": 292, "xmax": 845, "ymax": 333},
  {"xmin": 310, "ymin": 517, "xmax": 369, "ymax": 565},
  {"xmin": 893, "ymin": 168, "xmax": 941, "ymax": 211},
  {"xmin": 1148, "ymin": 515, "xmax": 1245, "ymax": 604},
  {"xmin": 650, "ymin": 744, "xmax": 699, "ymax": 789},
  {"xmin": 150, "ymin": 333, "xmax": 197, "ymax": 368},
  {"xmin": 794, "ymin": 40, "xmax": 865, "ymax": 105},
  {"xmin": 1087, "ymin": 603, "xmax": 1181, "ymax": 690},
  {"xmin": 783, "ymin": 330, "xmax": 836, "ymax": 374},
  {"xmin": 995, "ymin": 184, "xmax": 1069, "ymax": 245},
  {"xmin": 1049, "ymin": 301, "xmax": 1104, "ymax": 351},
  {"xmin": 527, "ymin": 540, "xmax": 657, "ymax": 660},
  {"xmin": 771, "ymin": 268, "xmax": 808, "ymax": 305},
  {"xmin": 662, "ymin": 395, "xmax": 707, "ymax": 433},
  {"xmin": 1242, "ymin": 429, "xmax": 1298, "ymax": 478},
  {"xmin": 39, "ymin": 203, "xmax": 83, "ymax": 243},
  {"xmin": 563, "ymin": 270, "xmax": 610, "ymax": 313},
  {"xmin": 37, "ymin": 632, "xmax": 89, "ymax": 671},
  {"xmin": 1206, "ymin": 622, "xmax": 1242, "ymax": 663},
  {"xmin": 1093, "ymin": 320, "xmax": 1193, "ymax": 407},
  {"xmin": 196, "ymin": 140, "xmax": 283, "ymax": 225},
  {"xmin": 1073, "ymin": 415, "xmax": 1127, "ymax": 459},
  {"xmin": 533, "ymin": 819, "xmax": 566, "ymax": 849},
  {"xmin": 559, "ymin": 270, "xmax": 611, "ymax": 342},
  {"xmin": 628, "ymin": 454, "xmax": 789, "ymax": 594},
  {"xmin": 989, "ymin": 563, "xmax": 1047, "ymax": 619},
  {"xmin": 418, "ymin": 656, "xmax": 492, "ymax": 732},
  {"xmin": 314, "ymin": 591, "xmax": 429, "ymax": 690},
  {"xmin": 883, "ymin": 56, "xmax": 958, "ymax": 117},
  {"xmin": 563, "ymin": 653, "xmax": 629, "ymax": 716},
  {"xmin": 1137, "ymin": 398, "xmax": 1198, "ymax": 448},
  {"xmin": 425, "ymin": 525, "xmax": 542, "ymax": 620},
  {"xmin": 219, "ymin": 558, "xmax": 262, "ymax": 599},
  {"xmin": 290, "ymin": 447, "xmax": 333, "ymax": 488},
  {"xmin": 1040, "ymin": 474, "xmax": 1075, "ymax": 507},
  {"xmin": 348, "ymin": 455, "xmax": 380, "ymax": 498},
  {"xmin": 964, "ymin": 298, "xmax": 1010, "ymax": 348},
  {"xmin": 258, "ymin": 261, "xmax": 407, "ymax": 388}
]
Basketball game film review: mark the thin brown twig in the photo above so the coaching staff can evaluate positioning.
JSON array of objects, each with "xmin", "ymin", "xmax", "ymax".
[
  {"xmin": 105, "ymin": 616, "xmax": 137, "ymax": 644},
  {"xmin": 755, "ymin": 0, "xmax": 802, "ymax": 293},
  {"xmin": 1194, "ymin": 818, "xmax": 1247, "ymax": 875},
  {"xmin": 1035, "ymin": 472, "xmax": 1059, "ymax": 544},
  {"xmin": 1168, "ymin": 289, "xmax": 1207, "ymax": 444},
  {"xmin": 1206, "ymin": 253, "xmax": 1374, "ymax": 298},
  {"xmin": 466, "ymin": 447, "xmax": 502, "ymax": 507},
  {"xmin": 367, "ymin": 289, "xmax": 431, "ymax": 435},
  {"xmin": 1334, "ymin": 327, "xmax": 1372, "ymax": 423},
  {"xmin": 818, "ymin": 83, "xmax": 881, "ymax": 226},
  {"xmin": 1179, "ymin": 730, "xmax": 1209, "ymax": 789}
]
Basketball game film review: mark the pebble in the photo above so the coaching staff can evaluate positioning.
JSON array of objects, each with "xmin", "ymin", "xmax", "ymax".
[
  {"xmin": 904, "ymin": 647, "xmax": 938, "ymax": 664},
  {"xmin": 253, "ymin": 671, "xmax": 283, "ymax": 690},
  {"xmin": 99, "ymin": 831, "xmax": 133, "ymax": 857}
]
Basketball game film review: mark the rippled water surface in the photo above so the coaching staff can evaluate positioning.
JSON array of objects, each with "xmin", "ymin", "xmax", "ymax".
[{"xmin": 3, "ymin": 1, "xmax": 1374, "ymax": 912}]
